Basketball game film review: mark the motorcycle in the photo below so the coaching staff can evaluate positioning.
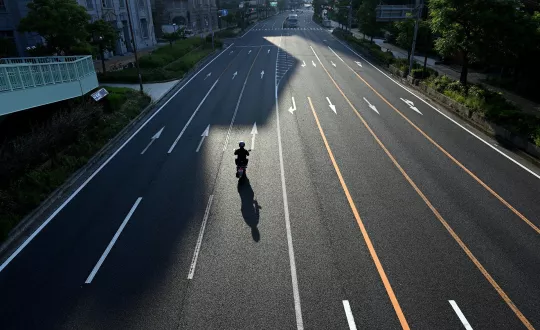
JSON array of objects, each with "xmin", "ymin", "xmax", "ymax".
[{"xmin": 235, "ymin": 150, "xmax": 251, "ymax": 180}]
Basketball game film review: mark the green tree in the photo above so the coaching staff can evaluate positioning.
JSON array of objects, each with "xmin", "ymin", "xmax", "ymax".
[
  {"xmin": 18, "ymin": 0, "xmax": 92, "ymax": 55},
  {"xmin": 394, "ymin": 16, "xmax": 433, "ymax": 73},
  {"xmin": 357, "ymin": 0, "xmax": 379, "ymax": 42},
  {"xmin": 88, "ymin": 20, "xmax": 118, "ymax": 52},
  {"xmin": 429, "ymin": 0, "xmax": 520, "ymax": 85},
  {"xmin": 162, "ymin": 29, "xmax": 184, "ymax": 47},
  {"xmin": 394, "ymin": 16, "xmax": 415, "ymax": 60}
]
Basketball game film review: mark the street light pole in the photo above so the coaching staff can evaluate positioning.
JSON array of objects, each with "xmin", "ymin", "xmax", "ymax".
[
  {"xmin": 408, "ymin": 0, "xmax": 422, "ymax": 76},
  {"xmin": 125, "ymin": 0, "xmax": 144, "ymax": 93}
]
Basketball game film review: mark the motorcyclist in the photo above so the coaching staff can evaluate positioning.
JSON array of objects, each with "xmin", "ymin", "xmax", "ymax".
[{"xmin": 234, "ymin": 141, "xmax": 250, "ymax": 176}]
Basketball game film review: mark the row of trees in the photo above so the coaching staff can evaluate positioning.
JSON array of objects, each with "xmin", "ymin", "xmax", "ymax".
[{"xmin": 318, "ymin": 0, "xmax": 540, "ymax": 89}]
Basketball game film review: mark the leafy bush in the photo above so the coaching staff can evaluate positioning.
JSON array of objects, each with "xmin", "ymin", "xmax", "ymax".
[
  {"xmin": 214, "ymin": 29, "xmax": 238, "ymax": 38},
  {"xmin": 139, "ymin": 54, "xmax": 171, "ymax": 69},
  {"xmin": 410, "ymin": 68, "xmax": 438, "ymax": 79},
  {"xmin": 0, "ymin": 89, "xmax": 151, "ymax": 241},
  {"xmin": 426, "ymin": 75, "xmax": 540, "ymax": 142}
]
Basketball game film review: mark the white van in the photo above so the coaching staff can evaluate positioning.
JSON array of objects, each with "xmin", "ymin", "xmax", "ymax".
[{"xmin": 287, "ymin": 14, "xmax": 299, "ymax": 28}]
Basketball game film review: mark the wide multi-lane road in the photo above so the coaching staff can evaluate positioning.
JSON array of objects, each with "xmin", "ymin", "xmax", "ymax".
[{"xmin": 2, "ymin": 10, "xmax": 540, "ymax": 330}]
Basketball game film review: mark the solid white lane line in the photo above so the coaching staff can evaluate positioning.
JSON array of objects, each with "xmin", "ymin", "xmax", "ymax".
[
  {"xmin": 330, "ymin": 36, "xmax": 540, "ymax": 180},
  {"xmin": 342, "ymin": 300, "xmax": 358, "ymax": 330},
  {"xmin": 85, "ymin": 197, "xmax": 142, "ymax": 284},
  {"xmin": 276, "ymin": 34, "xmax": 304, "ymax": 330},
  {"xmin": 328, "ymin": 46, "xmax": 345, "ymax": 62},
  {"xmin": 168, "ymin": 79, "xmax": 219, "ymax": 154},
  {"xmin": 449, "ymin": 300, "xmax": 474, "ymax": 330},
  {"xmin": 187, "ymin": 195, "xmax": 214, "ymax": 280},
  {"xmin": 0, "ymin": 44, "xmax": 234, "ymax": 274}
]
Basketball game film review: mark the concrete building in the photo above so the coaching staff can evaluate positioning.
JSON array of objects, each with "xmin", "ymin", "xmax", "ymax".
[
  {"xmin": 80, "ymin": 0, "xmax": 157, "ymax": 56},
  {"xmin": 152, "ymin": 0, "xmax": 218, "ymax": 34},
  {"xmin": 0, "ymin": 0, "xmax": 157, "ymax": 57}
]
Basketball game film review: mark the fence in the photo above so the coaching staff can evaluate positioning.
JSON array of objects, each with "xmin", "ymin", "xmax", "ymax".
[{"xmin": 0, "ymin": 56, "xmax": 95, "ymax": 92}]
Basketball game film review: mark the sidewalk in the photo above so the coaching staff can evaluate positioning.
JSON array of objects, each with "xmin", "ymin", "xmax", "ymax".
[
  {"xmin": 101, "ymin": 80, "xmax": 180, "ymax": 102},
  {"xmin": 93, "ymin": 46, "xmax": 158, "ymax": 73},
  {"xmin": 331, "ymin": 21, "xmax": 540, "ymax": 116}
]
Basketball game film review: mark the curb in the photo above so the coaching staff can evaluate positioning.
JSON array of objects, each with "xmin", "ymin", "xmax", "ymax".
[{"xmin": 0, "ymin": 47, "xmax": 226, "ymax": 265}]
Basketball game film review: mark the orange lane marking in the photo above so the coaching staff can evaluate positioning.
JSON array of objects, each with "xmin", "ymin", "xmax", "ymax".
[
  {"xmin": 310, "ymin": 51, "xmax": 535, "ymax": 330},
  {"xmin": 307, "ymin": 97, "xmax": 410, "ymax": 330},
  {"xmin": 341, "ymin": 55, "xmax": 540, "ymax": 236}
]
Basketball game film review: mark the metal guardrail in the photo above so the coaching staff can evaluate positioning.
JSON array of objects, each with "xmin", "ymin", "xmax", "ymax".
[{"xmin": 0, "ymin": 56, "xmax": 95, "ymax": 93}]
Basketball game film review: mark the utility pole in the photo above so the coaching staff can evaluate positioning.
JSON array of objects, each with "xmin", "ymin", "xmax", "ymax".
[
  {"xmin": 408, "ymin": 0, "xmax": 422, "ymax": 76},
  {"xmin": 347, "ymin": 0, "xmax": 352, "ymax": 31},
  {"xmin": 125, "ymin": 0, "xmax": 143, "ymax": 93}
]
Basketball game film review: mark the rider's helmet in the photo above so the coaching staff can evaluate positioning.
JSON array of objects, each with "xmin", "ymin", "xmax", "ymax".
[{"xmin": 239, "ymin": 141, "xmax": 245, "ymax": 148}]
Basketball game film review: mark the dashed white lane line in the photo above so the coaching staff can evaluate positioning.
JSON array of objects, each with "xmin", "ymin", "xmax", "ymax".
[
  {"xmin": 85, "ymin": 197, "xmax": 142, "ymax": 284},
  {"xmin": 343, "ymin": 300, "xmax": 358, "ymax": 330},
  {"xmin": 449, "ymin": 300, "xmax": 474, "ymax": 330},
  {"xmin": 0, "ymin": 43, "xmax": 234, "ymax": 274},
  {"xmin": 187, "ymin": 195, "xmax": 214, "ymax": 280},
  {"xmin": 168, "ymin": 79, "xmax": 219, "ymax": 154}
]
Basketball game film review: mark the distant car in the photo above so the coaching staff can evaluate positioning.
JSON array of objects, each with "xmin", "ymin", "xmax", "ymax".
[{"xmin": 287, "ymin": 14, "xmax": 299, "ymax": 27}]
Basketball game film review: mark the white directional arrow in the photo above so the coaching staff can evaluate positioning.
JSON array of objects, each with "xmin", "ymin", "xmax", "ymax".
[
  {"xmin": 205, "ymin": 72, "xmax": 212, "ymax": 80},
  {"xmin": 261, "ymin": 70, "xmax": 265, "ymax": 79},
  {"xmin": 331, "ymin": 61, "xmax": 336, "ymax": 67},
  {"xmin": 355, "ymin": 61, "xmax": 362, "ymax": 67},
  {"xmin": 141, "ymin": 127, "xmax": 164, "ymax": 154},
  {"xmin": 250, "ymin": 123, "xmax": 258, "ymax": 150},
  {"xmin": 363, "ymin": 97, "xmax": 379, "ymax": 114},
  {"xmin": 248, "ymin": 50, "xmax": 252, "ymax": 54},
  {"xmin": 288, "ymin": 97, "xmax": 297, "ymax": 114},
  {"xmin": 196, "ymin": 125, "xmax": 210, "ymax": 152},
  {"xmin": 326, "ymin": 97, "xmax": 336, "ymax": 114},
  {"xmin": 400, "ymin": 98, "xmax": 423, "ymax": 115},
  {"xmin": 229, "ymin": 51, "xmax": 234, "ymax": 55},
  {"xmin": 267, "ymin": 49, "xmax": 270, "ymax": 54},
  {"xmin": 301, "ymin": 61, "xmax": 306, "ymax": 67},
  {"xmin": 232, "ymin": 71, "xmax": 238, "ymax": 79},
  {"xmin": 312, "ymin": 60, "xmax": 317, "ymax": 67}
]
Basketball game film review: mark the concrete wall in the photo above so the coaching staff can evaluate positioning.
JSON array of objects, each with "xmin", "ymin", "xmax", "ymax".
[{"xmin": 0, "ymin": 74, "xmax": 99, "ymax": 116}]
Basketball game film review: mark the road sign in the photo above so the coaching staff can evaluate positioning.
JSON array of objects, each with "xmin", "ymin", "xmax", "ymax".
[
  {"xmin": 219, "ymin": 9, "xmax": 228, "ymax": 16},
  {"xmin": 91, "ymin": 88, "xmax": 108, "ymax": 101}
]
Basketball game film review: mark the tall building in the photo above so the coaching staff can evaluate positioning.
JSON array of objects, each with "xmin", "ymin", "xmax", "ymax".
[
  {"xmin": 152, "ymin": 0, "xmax": 218, "ymax": 34},
  {"xmin": 81, "ymin": 0, "xmax": 157, "ymax": 56},
  {"xmin": 0, "ymin": 0, "xmax": 157, "ymax": 57}
]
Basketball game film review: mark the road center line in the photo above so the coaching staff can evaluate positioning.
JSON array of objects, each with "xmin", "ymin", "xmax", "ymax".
[
  {"xmin": 275, "ymin": 33, "xmax": 304, "ymax": 330},
  {"xmin": 321, "ymin": 44, "xmax": 540, "ymax": 236},
  {"xmin": 167, "ymin": 79, "xmax": 219, "ymax": 154},
  {"xmin": 449, "ymin": 300, "xmax": 474, "ymax": 330},
  {"xmin": 85, "ymin": 197, "xmax": 142, "ymax": 284},
  {"xmin": 307, "ymin": 97, "xmax": 410, "ymax": 329},
  {"xmin": 187, "ymin": 195, "xmax": 214, "ymax": 280},
  {"xmin": 309, "ymin": 46, "xmax": 535, "ymax": 330},
  {"xmin": 0, "ymin": 43, "xmax": 234, "ymax": 274},
  {"xmin": 343, "ymin": 300, "xmax": 358, "ymax": 330}
]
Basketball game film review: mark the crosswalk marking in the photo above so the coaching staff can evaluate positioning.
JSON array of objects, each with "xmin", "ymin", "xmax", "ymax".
[{"xmin": 252, "ymin": 27, "xmax": 324, "ymax": 31}]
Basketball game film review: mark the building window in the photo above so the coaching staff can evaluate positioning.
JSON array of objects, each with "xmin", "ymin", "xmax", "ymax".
[
  {"xmin": 119, "ymin": 0, "xmax": 125, "ymax": 8},
  {"xmin": 138, "ymin": 0, "xmax": 145, "ymax": 8},
  {"xmin": 140, "ymin": 19, "xmax": 149, "ymax": 38},
  {"xmin": 102, "ymin": 0, "xmax": 113, "ymax": 8},
  {"xmin": 0, "ymin": 0, "xmax": 6, "ymax": 12},
  {"xmin": 86, "ymin": 0, "xmax": 94, "ymax": 9}
]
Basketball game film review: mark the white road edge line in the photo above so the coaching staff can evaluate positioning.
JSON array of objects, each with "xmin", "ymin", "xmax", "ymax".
[
  {"xmin": 0, "ymin": 43, "xmax": 234, "ymax": 274},
  {"xmin": 85, "ymin": 197, "xmax": 142, "ymax": 283},
  {"xmin": 168, "ymin": 79, "xmax": 219, "ymax": 154},
  {"xmin": 342, "ymin": 300, "xmax": 358, "ymax": 330},
  {"xmin": 329, "ymin": 34, "xmax": 540, "ymax": 180},
  {"xmin": 449, "ymin": 300, "xmax": 474, "ymax": 330},
  {"xmin": 275, "ymin": 33, "xmax": 304, "ymax": 330},
  {"xmin": 187, "ymin": 195, "xmax": 214, "ymax": 280},
  {"xmin": 328, "ymin": 46, "xmax": 345, "ymax": 62}
]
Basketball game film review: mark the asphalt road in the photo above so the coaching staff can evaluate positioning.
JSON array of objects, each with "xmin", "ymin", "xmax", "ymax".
[{"xmin": 1, "ymin": 10, "xmax": 540, "ymax": 330}]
